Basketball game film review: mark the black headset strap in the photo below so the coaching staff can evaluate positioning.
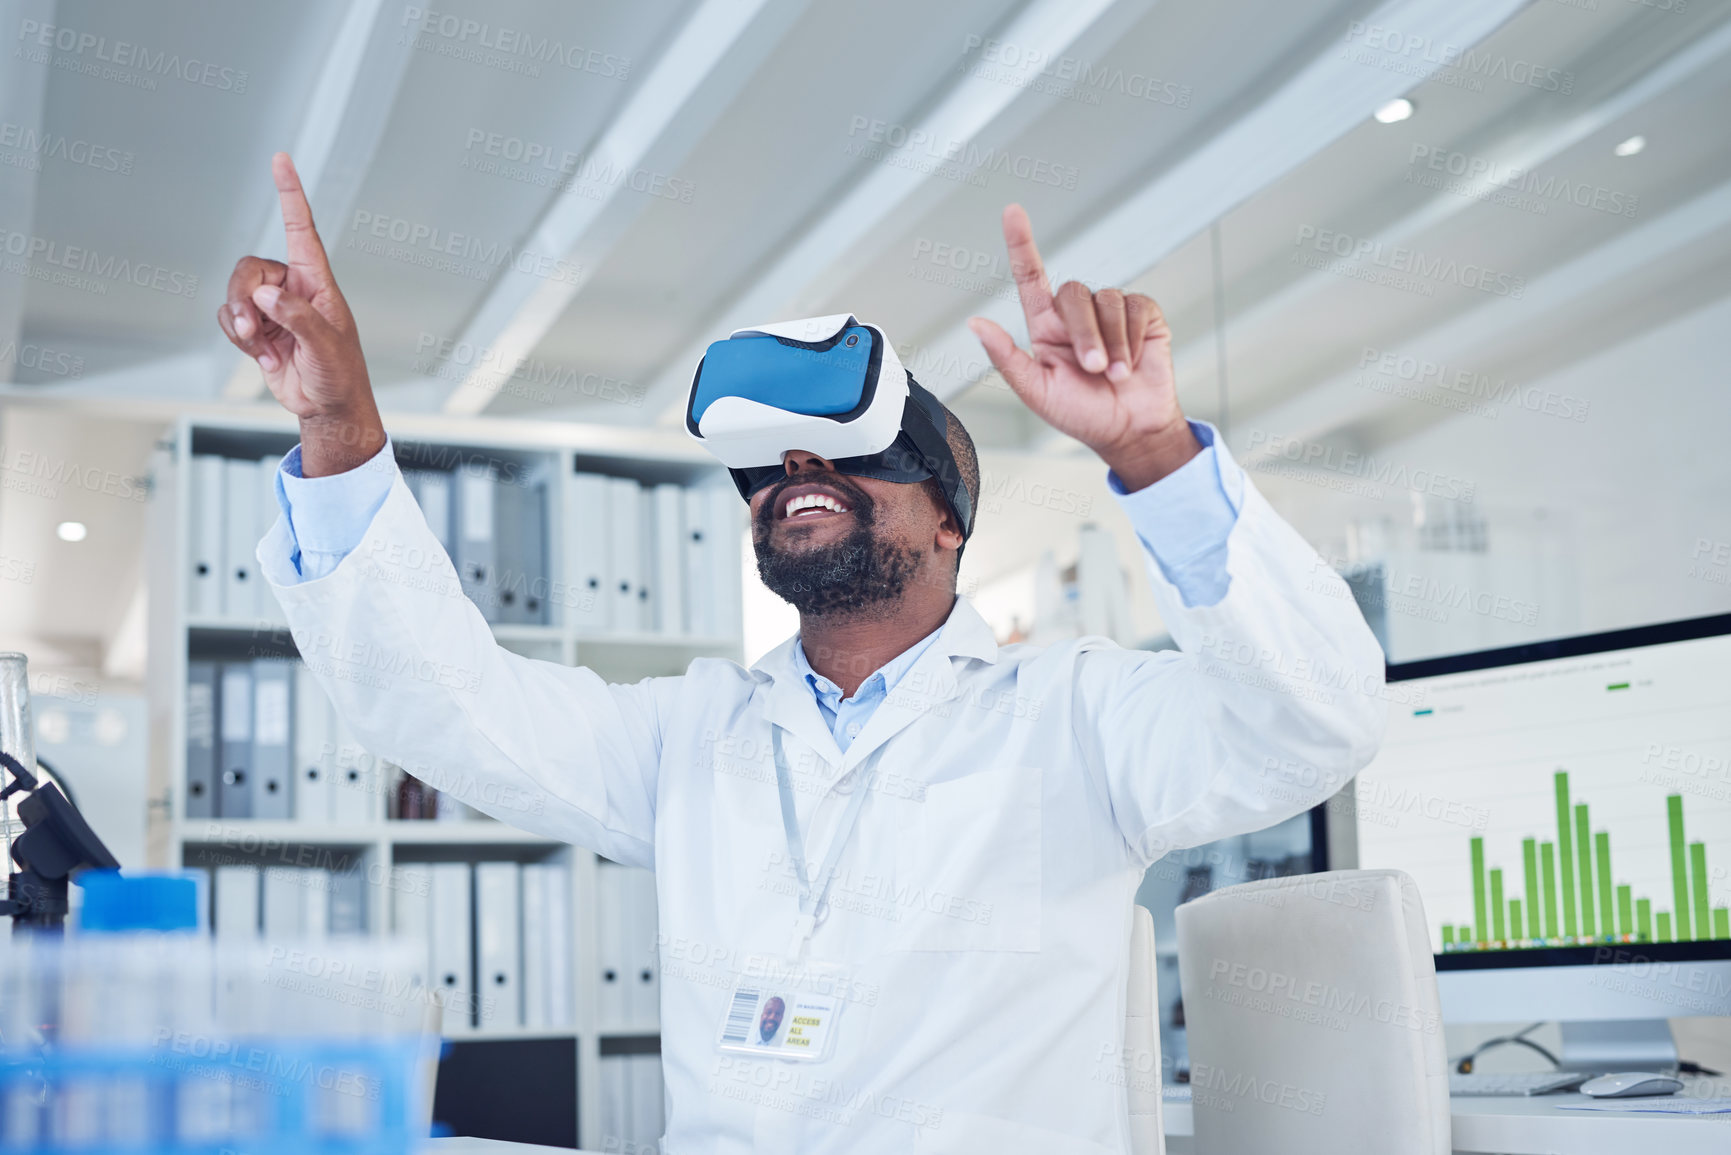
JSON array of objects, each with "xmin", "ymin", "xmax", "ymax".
[{"xmin": 898, "ymin": 386, "xmax": 973, "ymax": 540}]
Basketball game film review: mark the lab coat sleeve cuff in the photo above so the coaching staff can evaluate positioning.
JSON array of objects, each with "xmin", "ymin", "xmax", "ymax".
[
  {"xmin": 1107, "ymin": 420, "xmax": 1243, "ymax": 608},
  {"xmin": 272, "ymin": 439, "xmax": 397, "ymax": 581}
]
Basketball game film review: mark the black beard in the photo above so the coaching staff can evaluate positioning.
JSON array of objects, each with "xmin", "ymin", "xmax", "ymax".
[{"xmin": 753, "ymin": 477, "xmax": 923, "ymax": 617}]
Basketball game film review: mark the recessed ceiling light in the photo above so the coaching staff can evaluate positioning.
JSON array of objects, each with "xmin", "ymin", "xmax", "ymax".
[
  {"xmin": 1374, "ymin": 98, "xmax": 1415, "ymax": 124},
  {"xmin": 56, "ymin": 521, "xmax": 87, "ymax": 542},
  {"xmin": 1613, "ymin": 134, "xmax": 1646, "ymax": 157}
]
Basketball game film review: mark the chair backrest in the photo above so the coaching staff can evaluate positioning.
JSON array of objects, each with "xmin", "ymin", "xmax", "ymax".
[
  {"xmin": 1125, "ymin": 903, "xmax": 1165, "ymax": 1155},
  {"xmin": 1175, "ymin": 869, "xmax": 1449, "ymax": 1155}
]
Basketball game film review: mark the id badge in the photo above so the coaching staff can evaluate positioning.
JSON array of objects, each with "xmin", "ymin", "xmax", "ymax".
[{"xmin": 716, "ymin": 959, "xmax": 847, "ymax": 1062}]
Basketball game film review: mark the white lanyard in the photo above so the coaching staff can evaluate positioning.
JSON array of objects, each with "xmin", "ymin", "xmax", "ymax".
[{"xmin": 772, "ymin": 726, "xmax": 883, "ymax": 958}]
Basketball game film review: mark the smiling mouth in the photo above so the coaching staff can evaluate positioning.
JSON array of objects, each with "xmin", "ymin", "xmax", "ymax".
[{"xmin": 778, "ymin": 489, "xmax": 853, "ymax": 521}]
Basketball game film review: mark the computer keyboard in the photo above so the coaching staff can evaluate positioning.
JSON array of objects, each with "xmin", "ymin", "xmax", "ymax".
[{"xmin": 1449, "ymin": 1071, "xmax": 1589, "ymax": 1097}]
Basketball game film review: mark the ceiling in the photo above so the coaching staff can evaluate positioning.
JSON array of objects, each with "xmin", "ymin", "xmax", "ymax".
[{"xmin": 3, "ymin": 0, "xmax": 1728, "ymax": 670}]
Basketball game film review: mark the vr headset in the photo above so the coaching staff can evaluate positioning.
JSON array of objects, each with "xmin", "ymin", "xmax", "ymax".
[{"xmin": 684, "ymin": 314, "xmax": 974, "ymax": 542}]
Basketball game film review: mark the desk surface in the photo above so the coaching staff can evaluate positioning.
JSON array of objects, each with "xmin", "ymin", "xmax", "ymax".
[
  {"xmin": 1161, "ymin": 1087, "xmax": 1730, "ymax": 1155},
  {"xmin": 423, "ymin": 1094, "xmax": 1729, "ymax": 1155}
]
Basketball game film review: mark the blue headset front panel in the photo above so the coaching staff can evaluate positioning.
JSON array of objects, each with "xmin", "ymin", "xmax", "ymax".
[{"xmin": 692, "ymin": 326, "xmax": 874, "ymax": 424}]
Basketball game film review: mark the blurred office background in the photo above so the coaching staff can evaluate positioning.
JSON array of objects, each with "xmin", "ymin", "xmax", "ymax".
[{"xmin": 2, "ymin": 0, "xmax": 1729, "ymax": 1142}]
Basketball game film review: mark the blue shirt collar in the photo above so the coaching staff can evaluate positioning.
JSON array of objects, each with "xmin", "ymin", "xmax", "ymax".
[{"xmin": 790, "ymin": 622, "xmax": 946, "ymax": 711}]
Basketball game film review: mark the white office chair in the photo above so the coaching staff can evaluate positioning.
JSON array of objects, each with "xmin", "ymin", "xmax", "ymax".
[
  {"xmin": 1175, "ymin": 869, "xmax": 1449, "ymax": 1155},
  {"xmin": 1126, "ymin": 904, "xmax": 1166, "ymax": 1155}
]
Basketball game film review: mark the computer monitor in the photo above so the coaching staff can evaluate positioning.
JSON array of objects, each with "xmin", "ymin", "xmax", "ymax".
[{"xmin": 1355, "ymin": 613, "xmax": 1731, "ymax": 1071}]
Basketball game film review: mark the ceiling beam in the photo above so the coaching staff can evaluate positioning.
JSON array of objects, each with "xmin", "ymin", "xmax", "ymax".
[
  {"xmin": 438, "ymin": 0, "xmax": 815, "ymax": 417},
  {"xmin": 219, "ymin": 0, "xmax": 418, "ymax": 399},
  {"xmin": 629, "ymin": 0, "xmax": 1155, "ymax": 424},
  {"xmin": 1156, "ymin": 12, "xmax": 1731, "ymax": 422},
  {"xmin": 0, "ymin": 352, "xmax": 220, "ymax": 401},
  {"xmin": 0, "ymin": 0, "xmax": 56, "ymax": 385},
  {"xmin": 867, "ymin": 0, "xmax": 1533, "ymax": 415},
  {"xmin": 1235, "ymin": 174, "xmax": 1731, "ymax": 465}
]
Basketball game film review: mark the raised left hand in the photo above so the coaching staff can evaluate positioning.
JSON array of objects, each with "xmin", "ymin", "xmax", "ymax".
[{"xmin": 968, "ymin": 204, "xmax": 1200, "ymax": 490}]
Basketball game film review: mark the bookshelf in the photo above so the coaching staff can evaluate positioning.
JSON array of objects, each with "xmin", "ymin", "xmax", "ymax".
[{"xmin": 144, "ymin": 414, "xmax": 744, "ymax": 1149}]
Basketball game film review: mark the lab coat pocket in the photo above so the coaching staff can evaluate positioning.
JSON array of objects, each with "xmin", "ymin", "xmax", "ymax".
[{"xmin": 894, "ymin": 765, "xmax": 1041, "ymax": 952}]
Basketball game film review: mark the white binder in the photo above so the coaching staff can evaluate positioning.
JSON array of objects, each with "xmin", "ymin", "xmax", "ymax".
[
  {"xmin": 649, "ymin": 484, "xmax": 685, "ymax": 636},
  {"xmin": 707, "ymin": 484, "xmax": 743, "ymax": 637},
  {"xmin": 596, "ymin": 859, "xmax": 628, "ymax": 1025},
  {"xmin": 629, "ymin": 1053, "xmax": 664, "ymax": 1149},
  {"xmin": 328, "ymin": 868, "xmax": 365, "ymax": 935},
  {"xmin": 599, "ymin": 1056, "xmax": 630, "ymax": 1153},
  {"xmin": 624, "ymin": 868, "xmax": 660, "ymax": 1025},
  {"xmin": 184, "ymin": 661, "xmax": 219, "ymax": 818},
  {"xmin": 256, "ymin": 455, "xmax": 283, "ymax": 619},
  {"xmin": 261, "ymin": 866, "xmax": 305, "ymax": 937},
  {"xmin": 545, "ymin": 862, "xmax": 573, "ymax": 1028},
  {"xmin": 330, "ymin": 716, "xmax": 377, "ymax": 824},
  {"xmin": 606, "ymin": 478, "xmax": 643, "ymax": 632},
  {"xmin": 213, "ymin": 864, "xmax": 259, "ymax": 939},
  {"xmin": 217, "ymin": 664, "xmax": 253, "ymax": 818},
  {"xmin": 221, "ymin": 457, "xmax": 257, "ymax": 619},
  {"xmin": 251, "ymin": 658, "xmax": 294, "ymax": 820},
  {"xmin": 303, "ymin": 869, "xmax": 330, "ymax": 940},
  {"xmin": 429, "ymin": 862, "xmax": 475, "ymax": 1033},
  {"xmin": 495, "ymin": 479, "xmax": 549, "ymax": 625},
  {"xmin": 475, "ymin": 861, "xmax": 522, "ymax": 1029},
  {"xmin": 292, "ymin": 664, "xmax": 334, "ymax": 822},
  {"xmin": 404, "ymin": 470, "xmax": 454, "ymax": 553},
  {"xmin": 456, "ymin": 466, "xmax": 500, "ymax": 622},
  {"xmin": 391, "ymin": 864, "xmax": 433, "ymax": 993},
  {"xmin": 680, "ymin": 485, "xmax": 715, "ymax": 638},
  {"xmin": 568, "ymin": 472, "xmax": 610, "ymax": 629},
  {"xmin": 188, "ymin": 454, "xmax": 224, "ymax": 617},
  {"xmin": 520, "ymin": 864, "xmax": 549, "ymax": 1029}
]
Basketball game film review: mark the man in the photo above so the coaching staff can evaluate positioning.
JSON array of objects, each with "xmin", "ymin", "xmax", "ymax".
[{"xmin": 220, "ymin": 153, "xmax": 1386, "ymax": 1154}]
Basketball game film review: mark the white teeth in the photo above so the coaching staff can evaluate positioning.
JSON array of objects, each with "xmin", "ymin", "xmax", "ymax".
[{"xmin": 784, "ymin": 492, "xmax": 848, "ymax": 518}]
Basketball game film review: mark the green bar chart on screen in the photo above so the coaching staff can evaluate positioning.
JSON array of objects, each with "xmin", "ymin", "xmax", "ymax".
[{"xmin": 1444, "ymin": 776, "xmax": 1731, "ymax": 952}]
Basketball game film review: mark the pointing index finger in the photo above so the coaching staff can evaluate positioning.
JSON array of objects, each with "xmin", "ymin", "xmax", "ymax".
[
  {"xmin": 272, "ymin": 151, "xmax": 332, "ymax": 279},
  {"xmin": 1001, "ymin": 203, "xmax": 1054, "ymax": 327}
]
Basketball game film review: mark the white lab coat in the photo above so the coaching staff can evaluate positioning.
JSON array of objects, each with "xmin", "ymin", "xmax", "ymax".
[{"xmin": 259, "ymin": 457, "xmax": 1386, "ymax": 1154}]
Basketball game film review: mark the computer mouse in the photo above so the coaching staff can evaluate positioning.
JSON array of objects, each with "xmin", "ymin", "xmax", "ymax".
[{"xmin": 1577, "ymin": 1072, "xmax": 1684, "ymax": 1098}]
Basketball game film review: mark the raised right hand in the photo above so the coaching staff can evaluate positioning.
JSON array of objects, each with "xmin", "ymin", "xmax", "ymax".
[{"xmin": 217, "ymin": 151, "xmax": 384, "ymax": 475}]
